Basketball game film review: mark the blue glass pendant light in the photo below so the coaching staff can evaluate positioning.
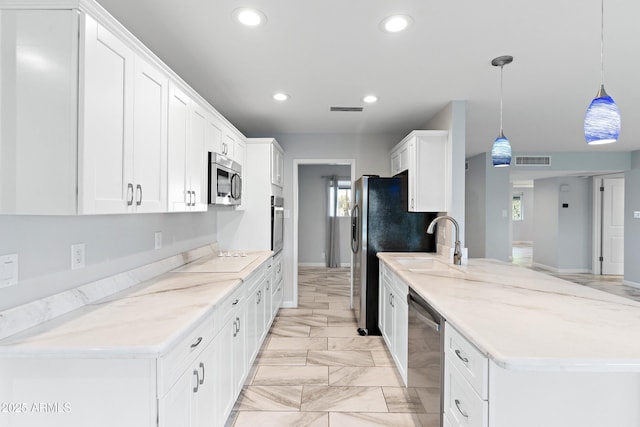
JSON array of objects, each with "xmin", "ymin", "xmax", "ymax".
[
  {"xmin": 491, "ymin": 55, "xmax": 513, "ymax": 167},
  {"xmin": 584, "ymin": 0, "xmax": 620, "ymax": 144}
]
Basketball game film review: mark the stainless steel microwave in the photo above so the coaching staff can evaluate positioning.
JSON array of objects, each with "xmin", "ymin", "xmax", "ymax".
[{"xmin": 208, "ymin": 153, "xmax": 242, "ymax": 206}]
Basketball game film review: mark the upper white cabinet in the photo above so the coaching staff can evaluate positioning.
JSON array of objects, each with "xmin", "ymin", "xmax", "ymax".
[
  {"xmin": 0, "ymin": 1, "xmax": 244, "ymax": 215},
  {"xmin": 167, "ymin": 87, "xmax": 207, "ymax": 212},
  {"xmin": 390, "ymin": 130, "xmax": 451, "ymax": 212},
  {"xmin": 271, "ymin": 143, "xmax": 284, "ymax": 187}
]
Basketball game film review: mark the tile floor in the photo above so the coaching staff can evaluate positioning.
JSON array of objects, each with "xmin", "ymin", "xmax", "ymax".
[{"xmin": 228, "ymin": 267, "xmax": 432, "ymax": 427}]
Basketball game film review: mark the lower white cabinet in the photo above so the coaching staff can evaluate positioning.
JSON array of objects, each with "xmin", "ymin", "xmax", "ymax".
[
  {"xmin": 379, "ymin": 263, "xmax": 409, "ymax": 385},
  {"xmin": 160, "ymin": 337, "xmax": 216, "ymax": 427}
]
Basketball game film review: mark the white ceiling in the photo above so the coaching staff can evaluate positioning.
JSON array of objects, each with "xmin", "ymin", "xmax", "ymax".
[{"xmin": 95, "ymin": 0, "xmax": 640, "ymax": 162}]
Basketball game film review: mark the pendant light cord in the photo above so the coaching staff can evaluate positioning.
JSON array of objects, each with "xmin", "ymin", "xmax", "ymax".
[
  {"xmin": 600, "ymin": 0, "xmax": 604, "ymax": 86},
  {"xmin": 499, "ymin": 65, "xmax": 504, "ymax": 134}
]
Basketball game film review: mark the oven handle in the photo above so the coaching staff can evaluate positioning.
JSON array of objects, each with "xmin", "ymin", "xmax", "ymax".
[
  {"xmin": 408, "ymin": 293, "xmax": 441, "ymax": 333},
  {"xmin": 350, "ymin": 204, "xmax": 359, "ymax": 254}
]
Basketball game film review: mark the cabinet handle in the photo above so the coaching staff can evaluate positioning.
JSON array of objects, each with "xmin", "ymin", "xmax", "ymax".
[
  {"xmin": 410, "ymin": 198, "xmax": 414, "ymax": 210},
  {"xmin": 233, "ymin": 320, "xmax": 237, "ymax": 337},
  {"xmin": 266, "ymin": 280, "xmax": 270, "ymax": 291},
  {"xmin": 127, "ymin": 183, "xmax": 134, "ymax": 206},
  {"xmin": 277, "ymin": 262, "xmax": 281, "ymax": 274},
  {"xmin": 186, "ymin": 190, "xmax": 191, "ymax": 206},
  {"xmin": 136, "ymin": 184, "xmax": 142, "ymax": 206},
  {"xmin": 193, "ymin": 370, "xmax": 200, "ymax": 393},
  {"xmin": 199, "ymin": 362, "xmax": 205, "ymax": 385},
  {"xmin": 190, "ymin": 336, "xmax": 203, "ymax": 349},
  {"xmin": 236, "ymin": 316, "xmax": 241, "ymax": 334},
  {"xmin": 232, "ymin": 298, "xmax": 239, "ymax": 306},
  {"xmin": 454, "ymin": 349, "xmax": 469, "ymax": 365},
  {"xmin": 454, "ymin": 399, "xmax": 469, "ymax": 418},
  {"xmin": 389, "ymin": 293, "xmax": 394, "ymax": 308},
  {"xmin": 190, "ymin": 190, "xmax": 195, "ymax": 206}
]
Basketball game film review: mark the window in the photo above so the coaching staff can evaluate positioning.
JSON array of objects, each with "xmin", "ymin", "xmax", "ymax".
[
  {"xmin": 329, "ymin": 180, "xmax": 351, "ymax": 217},
  {"xmin": 512, "ymin": 193, "xmax": 523, "ymax": 221}
]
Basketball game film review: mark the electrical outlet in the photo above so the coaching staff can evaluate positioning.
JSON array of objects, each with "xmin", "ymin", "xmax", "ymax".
[
  {"xmin": 321, "ymin": 252, "xmax": 326, "ymax": 259},
  {"xmin": 0, "ymin": 253, "xmax": 18, "ymax": 288},
  {"xmin": 155, "ymin": 231, "xmax": 162, "ymax": 249},
  {"xmin": 634, "ymin": 211, "xmax": 640, "ymax": 219},
  {"xmin": 71, "ymin": 243, "xmax": 85, "ymax": 270}
]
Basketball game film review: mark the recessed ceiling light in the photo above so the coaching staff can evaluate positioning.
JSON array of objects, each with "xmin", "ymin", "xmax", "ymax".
[
  {"xmin": 380, "ymin": 15, "xmax": 412, "ymax": 33},
  {"xmin": 273, "ymin": 93, "xmax": 289, "ymax": 101},
  {"xmin": 233, "ymin": 8, "xmax": 267, "ymax": 27},
  {"xmin": 363, "ymin": 95, "xmax": 378, "ymax": 103}
]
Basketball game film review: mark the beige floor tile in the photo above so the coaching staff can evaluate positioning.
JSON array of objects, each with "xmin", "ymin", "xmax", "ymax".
[
  {"xmin": 278, "ymin": 308, "xmax": 314, "ymax": 317},
  {"xmin": 266, "ymin": 337, "xmax": 328, "ymax": 351},
  {"xmin": 329, "ymin": 367, "xmax": 404, "ymax": 387},
  {"xmin": 299, "ymin": 301, "xmax": 331, "ymax": 309},
  {"xmin": 234, "ymin": 385, "xmax": 302, "ymax": 411},
  {"xmin": 329, "ymin": 412, "xmax": 435, "ymax": 427},
  {"xmin": 268, "ymin": 324, "xmax": 311, "ymax": 337},
  {"xmin": 382, "ymin": 387, "xmax": 427, "ymax": 413},
  {"xmin": 414, "ymin": 387, "xmax": 440, "ymax": 414},
  {"xmin": 370, "ymin": 349, "xmax": 395, "ymax": 366},
  {"xmin": 233, "ymin": 411, "xmax": 328, "ymax": 427},
  {"xmin": 307, "ymin": 350, "xmax": 375, "ymax": 367},
  {"xmin": 328, "ymin": 336, "xmax": 387, "ymax": 351},
  {"xmin": 301, "ymin": 385, "xmax": 387, "ymax": 412},
  {"xmin": 253, "ymin": 366, "xmax": 329, "ymax": 386},
  {"xmin": 314, "ymin": 295, "xmax": 350, "ymax": 302},
  {"xmin": 309, "ymin": 326, "xmax": 361, "ymax": 338},
  {"xmin": 275, "ymin": 315, "xmax": 328, "ymax": 327},
  {"xmin": 298, "ymin": 296, "xmax": 316, "ymax": 303},
  {"xmin": 255, "ymin": 350, "xmax": 308, "ymax": 366},
  {"xmin": 329, "ymin": 302, "xmax": 352, "ymax": 310}
]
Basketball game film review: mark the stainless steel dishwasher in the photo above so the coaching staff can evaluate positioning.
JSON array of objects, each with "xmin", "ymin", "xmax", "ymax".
[{"xmin": 407, "ymin": 288, "xmax": 444, "ymax": 427}]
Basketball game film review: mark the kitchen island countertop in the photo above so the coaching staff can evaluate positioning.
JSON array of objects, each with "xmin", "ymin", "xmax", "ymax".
[{"xmin": 378, "ymin": 252, "xmax": 640, "ymax": 372}]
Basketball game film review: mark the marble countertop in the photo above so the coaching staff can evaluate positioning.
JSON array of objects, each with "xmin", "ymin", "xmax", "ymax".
[
  {"xmin": 378, "ymin": 252, "xmax": 640, "ymax": 372},
  {"xmin": 0, "ymin": 251, "xmax": 272, "ymax": 357}
]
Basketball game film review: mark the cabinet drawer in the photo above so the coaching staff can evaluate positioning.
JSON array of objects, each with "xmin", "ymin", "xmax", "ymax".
[
  {"xmin": 444, "ymin": 324, "xmax": 488, "ymax": 399},
  {"xmin": 245, "ymin": 264, "xmax": 266, "ymax": 295},
  {"xmin": 158, "ymin": 311, "xmax": 215, "ymax": 396},
  {"xmin": 273, "ymin": 253, "xmax": 283, "ymax": 284},
  {"xmin": 218, "ymin": 282, "xmax": 246, "ymax": 326},
  {"xmin": 444, "ymin": 357, "xmax": 488, "ymax": 427}
]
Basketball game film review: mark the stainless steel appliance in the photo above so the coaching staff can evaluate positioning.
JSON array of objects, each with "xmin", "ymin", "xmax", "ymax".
[
  {"xmin": 408, "ymin": 288, "xmax": 444, "ymax": 427},
  {"xmin": 271, "ymin": 196, "xmax": 284, "ymax": 254},
  {"xmin": 350, "ymin": 175, "xmax": 436, "ymax": 335},
  {"xmin": 209, "ymin": 153, "xmax": 242, "ymax": 205}
]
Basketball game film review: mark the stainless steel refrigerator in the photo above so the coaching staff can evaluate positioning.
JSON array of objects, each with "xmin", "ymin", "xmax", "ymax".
[{"xmin": 350, "ymin": 175, "xmax": 437, "ymax": 336}]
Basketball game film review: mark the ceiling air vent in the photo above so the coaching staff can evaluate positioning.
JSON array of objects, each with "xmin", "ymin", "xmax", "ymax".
[
  {"xmin": 330, "ymin": 106, "xmax": 364, "ymax": 112},
  {"xmin": 514, "ymin": 155, "xmax": 551, "ymax": 166}
]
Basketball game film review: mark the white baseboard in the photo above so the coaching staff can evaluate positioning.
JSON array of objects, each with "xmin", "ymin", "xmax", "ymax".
[
  {"xmin": 281, "ymin": 301, "xmax": 296, "ymax": 309},
  {"xmin": 624, "ymin": 279, "xmax": 640, "ymax": 289},
  {"xmin": 298, "ymin": 262, "xmax": 351, "ymax": 268},
  {"xmin": 532, "ymin": 262, "xmax": 590, "ymax": 274}
]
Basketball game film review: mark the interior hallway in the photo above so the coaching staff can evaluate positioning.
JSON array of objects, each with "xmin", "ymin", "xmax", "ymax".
[{"xmin": 228, "ymin": 267, "xmax": 432, "ymax": 427}]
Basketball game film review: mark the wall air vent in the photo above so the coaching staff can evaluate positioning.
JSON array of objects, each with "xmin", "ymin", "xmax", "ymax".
[
  {"xmin": 515, "ymin": 155, "xmax": 551, "ymax": 166},
  {"xmin": 330, "ymin": 106, "xmax": 364, "ymax": 112}
]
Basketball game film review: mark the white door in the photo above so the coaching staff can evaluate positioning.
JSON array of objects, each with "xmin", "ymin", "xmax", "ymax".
[
  {"xmin": 79, "ymin": 14, "xmax": 134, "ymax": 214},
  {"xmin": 189, "ymin": 104, "xmax": 208, "ymax": 211},
  {"xmin": 132, "ymin": 56, "xmax": 168, "ymax": 213},
  {"xmin": 602, "ymin": 178, "xmax": 624, "ymax": 275}
]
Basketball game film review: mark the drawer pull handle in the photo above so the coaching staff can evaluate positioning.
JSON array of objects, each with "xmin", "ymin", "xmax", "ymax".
[
  {"xmin": 199, "ymin": 362, "xmax": 205, "ymax": 385},
  {"xmin": 455, "ymin": 349, "xmax": 469, "ymax": 364},
  {"xmin": 454, "ymin": 399, "xmax": 469, "ymax": 418},
  {"xmin": 232, "ymin": 298, "xmax": 240, "ymax": 306},
  {"xmin": 193, "ymin": 370, "xmax": 200, "ymax": 393},
  {"xmin": 190, "ymin": 336, "xmax": 203, "ymax": 348},
  {"xmin": 233, "ymin": 320, "xmax": 238, "ymax": 337}
]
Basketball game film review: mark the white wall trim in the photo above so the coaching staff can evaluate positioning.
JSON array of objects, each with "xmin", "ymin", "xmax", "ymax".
[
  {"xmin": 293, "ymin": 158, "xmax": 356, "ymax": 309},
  {"xmin": 623, "ymin": 279, "xmax": 640, "ymax": 290},
  {"xmin": 298, "ymin": 262, "xmax": 352, "ymax": 268}
]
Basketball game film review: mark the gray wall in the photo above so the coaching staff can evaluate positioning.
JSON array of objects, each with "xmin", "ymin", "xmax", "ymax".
[
  {"xmin": 270, "ymin": 132, "xmax": 400, "ymax": 304},
  {"xmin": 298, "ymin": 164, "xmax": 351, "ymax": 266},
  {"xmin": 625, "ymin": 150, "xmax": 640, "ymax": 286},
  {"xmin": 465, "ymin": 154, "xmax": 487, "ymax": 258},
  {"xmin": 0, "ymin": 211, "xmax": 218, "ymax": 311},
  {"xmin": 512, "ymin": 186, "xmax": 534, "ymax": 242},
  {"xmin": 533, "ymin": 176, "xmax": 592, "ymax": 272}
]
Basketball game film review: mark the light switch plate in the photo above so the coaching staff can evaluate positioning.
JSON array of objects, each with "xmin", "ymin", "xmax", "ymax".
[
  {"xmin": 155, "ymin": 231, "xmax": 162, "ymax": 249},
  {"xmin": 634, "ymin": 211, "xmax": 640, "ymax": 219},
  {"xmin": 71, "ymin": 243, "xmax": 85, "ymax": 270},
  {"xmin": 0, "ymin": 253, "xmax": 18, "ymax": 288}
]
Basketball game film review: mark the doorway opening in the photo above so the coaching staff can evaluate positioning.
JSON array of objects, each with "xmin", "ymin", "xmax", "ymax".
[{"xmin": 292, "ymin": 159, "xmax": 356, "ymax": 308}]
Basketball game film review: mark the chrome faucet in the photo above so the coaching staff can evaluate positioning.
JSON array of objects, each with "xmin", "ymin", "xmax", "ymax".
[{"xmin": 426, "ymin": 215, "xmax": 462, "ymax": 265}]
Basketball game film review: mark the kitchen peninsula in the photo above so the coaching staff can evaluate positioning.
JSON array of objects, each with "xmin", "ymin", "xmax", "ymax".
[{"xmin": 378, "ymin": 252, "xmax": 640, "ymax": 427}]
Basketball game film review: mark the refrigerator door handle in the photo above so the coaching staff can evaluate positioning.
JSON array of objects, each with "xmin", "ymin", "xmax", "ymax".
[{"xmin": 351, "ymin": 204, "xmax": 359, "ymax": 253}]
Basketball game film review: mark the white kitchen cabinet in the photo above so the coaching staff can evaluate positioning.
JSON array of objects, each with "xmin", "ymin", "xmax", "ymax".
[
  {"xmin": 379, "ymin": 263, "xmax": 408, "ymax": 385},
  {"xmin": 271, "ymin": 143, "xmax": 284, "ymax": 187},
  {"xmin": 390, "ymin": 130, "xmax": 450, "ymax": 212},
  {"xmin": 159, "ymin": 337, "xmax": 216, "ymax": 427},
  {"xmin": 1, "ymin": 1, "xmax": 245, "ymax": 215},
  {"xmin": 245, "ymin": 268, "xmax": 267, "ymax": 367},
  {"xmin": 167, "ymin": 85, "xmax": 207, "ymax": 212}
]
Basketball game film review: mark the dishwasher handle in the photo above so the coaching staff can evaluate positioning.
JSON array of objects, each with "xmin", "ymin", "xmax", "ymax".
[{"xmin": 408, "ymin": 293, "xmax": 441, "ymax": 333}]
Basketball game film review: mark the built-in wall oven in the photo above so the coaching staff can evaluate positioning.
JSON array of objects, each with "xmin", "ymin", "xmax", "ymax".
[
  {"xmin": 209, "ymin": 153, "xmax": 242, "ymax": 205},
  {"xmin": 271, "ymin": 196, "xmax": 284, "ymax": 254}
]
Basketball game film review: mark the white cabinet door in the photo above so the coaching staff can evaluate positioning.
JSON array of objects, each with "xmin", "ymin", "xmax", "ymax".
[
  {"xmin": 214, "ymin": 318, "xmax": 236, "ymax": 427},
  {"xmin": 256, "ymin": 280, "xmax": 267, "ymax": 352},
  {"xmin": 167, "ymin": 84, "xmax": 190, "ymax": 211},
  {"xmin": 233, "ymin": 307, "xmax": 248, "ymax": 397},
  {"xmin": 189, "ymin": 103, "xmax": 208, "ymax": 211},
  {"xmin": 393, "ymin": 292, "xmax": 409, "ymax": 382},
  {"xmin": 206, "ymin": 115, "xmax": 224, "ymax": 155},
  {"xmin": 271, "ymin": 144, "xmax": 284, "ymax": 187},
  {"xmin": 192, "ymin": 340, "xmax": 216, "ymax": 427},
  {"xmin": 159, "ymin": 363, "xmax": 194, "ymax": 427},
  {"xmin": 132, "ymin": 56, "xmax": 168, "ymax": 213},
  {"xmin": 79, "ymin": 14, "xmax": 134, "ymax": 214}
]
